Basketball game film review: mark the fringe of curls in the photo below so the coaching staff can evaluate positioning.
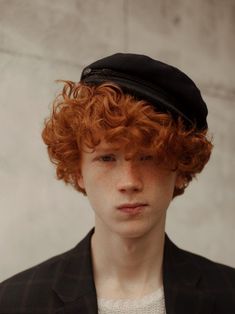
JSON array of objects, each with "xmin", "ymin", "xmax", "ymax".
[{"xmin": 42, "ymin": 81, "xmax": 213, "ymax": 197}]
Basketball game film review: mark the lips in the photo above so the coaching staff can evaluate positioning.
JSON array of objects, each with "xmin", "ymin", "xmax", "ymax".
[{"xmin": 117, "ymin": 203, "xmax": 147, "ymax": 214}]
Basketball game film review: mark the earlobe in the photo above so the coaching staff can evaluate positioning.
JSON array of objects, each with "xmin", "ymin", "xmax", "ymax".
[
  {"xmin": 175, "ymin": 174, "xmax": 185, "ymax": 189},
  {"xmin": 77, "ymin": 173, "xmax": 85, "ymax": 189}
]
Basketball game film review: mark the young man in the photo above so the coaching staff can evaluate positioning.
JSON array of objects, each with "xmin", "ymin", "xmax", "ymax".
[{"xmin": 0, "ymin": 53, "xmax": 234, "ymax": 313}]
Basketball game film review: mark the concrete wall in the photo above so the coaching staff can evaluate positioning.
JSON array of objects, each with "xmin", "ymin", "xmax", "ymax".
[{"xmin": 0, "ymin": 0, "xmax": 234, "ymax": 281}]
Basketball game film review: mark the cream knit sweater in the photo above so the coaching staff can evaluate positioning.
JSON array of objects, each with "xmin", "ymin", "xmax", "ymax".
[{"xmin": 97, "ymin": 287, "xmax": 166, "ymax": 314}]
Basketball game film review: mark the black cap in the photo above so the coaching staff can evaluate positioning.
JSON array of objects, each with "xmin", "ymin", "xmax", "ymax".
[{"xmin": 80, "ymin": 53, "xmax": 208, "ymax": 131}]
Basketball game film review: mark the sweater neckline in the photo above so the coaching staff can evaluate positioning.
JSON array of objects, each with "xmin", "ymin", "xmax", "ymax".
[{"xmin": 97, "ymin": 286, "xmax": 164, "ymax": 305}]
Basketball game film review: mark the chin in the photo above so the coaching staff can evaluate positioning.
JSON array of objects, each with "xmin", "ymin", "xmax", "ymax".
[{"xmin": 113, "ymin": 221, "xmax": 154, "ymax": 239}]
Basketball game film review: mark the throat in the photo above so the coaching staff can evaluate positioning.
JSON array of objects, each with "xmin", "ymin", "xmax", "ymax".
[{"xmin": 91, "ymin": 231, "xmax": 165, "ymax": 300}]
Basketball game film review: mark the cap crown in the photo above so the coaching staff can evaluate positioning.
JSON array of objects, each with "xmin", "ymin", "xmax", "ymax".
[{"xmin": 81, "ymin": 53, "xmax": 208, "ymax": 130}]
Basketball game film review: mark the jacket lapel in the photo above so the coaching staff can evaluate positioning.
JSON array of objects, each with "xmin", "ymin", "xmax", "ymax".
[
  {"xmin": 163, "ymin": 234, "xmax": 214, "ymax": 314},
  {"xmin": 52, "ymin": 228, "xmax": 98, "ymax": 314},
  {"xmin": 54, "ymin": 294, "xmax": 97, "ymax": 314},
  {"xmin": 52, "ymin": 229, "xmax": 215, "ymax": 314}
]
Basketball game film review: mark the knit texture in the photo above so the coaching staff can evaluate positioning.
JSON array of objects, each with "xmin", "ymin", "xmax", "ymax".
[{"xmin": 97, "ymin": 287, "xmax": 166, "ymax": 314}]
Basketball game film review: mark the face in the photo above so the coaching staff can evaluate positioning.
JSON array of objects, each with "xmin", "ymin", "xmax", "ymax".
[{"xmin": 77, "ymin": 140, "xmax": 179, "ymax": 239}]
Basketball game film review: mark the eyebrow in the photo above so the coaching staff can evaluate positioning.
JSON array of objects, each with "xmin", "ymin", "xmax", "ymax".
[{"xmin": 94, "ymin": 147, "xmax": 119, "ymax": 153}]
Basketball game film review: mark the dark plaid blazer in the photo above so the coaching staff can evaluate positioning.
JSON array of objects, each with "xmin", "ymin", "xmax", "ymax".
[{"xmin": 0, "ymin": 228, "xmax": 235, "ymax": 314}]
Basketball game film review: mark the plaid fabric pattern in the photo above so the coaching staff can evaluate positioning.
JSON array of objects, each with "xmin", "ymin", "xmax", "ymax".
[{"xmin": 0, "ymin": 228, "xmax": 235, "ymax": 313}]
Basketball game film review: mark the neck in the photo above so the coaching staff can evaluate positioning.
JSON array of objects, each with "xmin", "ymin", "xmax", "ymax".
[{"xmin": 91, "ymin": 219, "xmax": 165, "ymax": 299}]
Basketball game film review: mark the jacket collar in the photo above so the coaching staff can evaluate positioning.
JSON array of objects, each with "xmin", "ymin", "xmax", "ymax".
[
  {"xmin": 53, "ymin": 229, "xmax": 214, "ymax": 314},
  {"xmin": 53, "ymin": 228, "xmax": 97, "ymax": 313},
  {"xmin": 163, "ymin": 234, "xmax": 214, "ymax": 314}
]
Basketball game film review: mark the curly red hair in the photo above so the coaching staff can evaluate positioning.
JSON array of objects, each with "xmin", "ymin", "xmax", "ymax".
[{"xmin": 42, "ymin": 81, "xmax": 213, "ymax": 197}]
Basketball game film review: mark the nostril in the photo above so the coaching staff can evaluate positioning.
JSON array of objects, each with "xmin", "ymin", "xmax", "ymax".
[{"xmin": 117, "ymin": 180, "xmax": 143, "ymax": 193}]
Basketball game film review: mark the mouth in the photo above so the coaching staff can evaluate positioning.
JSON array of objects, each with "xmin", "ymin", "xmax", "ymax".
[{"xmin": 117, "ymin": 203, "xmax": 147, "ymax": 214}]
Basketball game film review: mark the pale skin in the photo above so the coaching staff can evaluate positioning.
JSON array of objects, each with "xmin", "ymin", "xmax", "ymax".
[{"xmin": 77, "ymin": 140, "xmax": 182, "ymax": 299}]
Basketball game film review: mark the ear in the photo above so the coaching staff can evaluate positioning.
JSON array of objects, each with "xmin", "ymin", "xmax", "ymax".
[
  {"xmin": 77, "ymin": 172, "xmax": 85, "ymax": 189},
  {"xmin": 175, "ymin": 173, "xmax": 185, "ymax": 189}
]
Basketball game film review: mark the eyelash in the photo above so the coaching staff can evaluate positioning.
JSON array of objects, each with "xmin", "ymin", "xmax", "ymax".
[
  {"xmin": 139, "ymin": 155, "xmax": 153, "ymax": 161},
  {"xmin": 97, "ymin": 155, "xmax": 154, "ymax": 162},
  {"xmin": 98, "ymin": 155, "xmax": 116, "ymax": 162}
]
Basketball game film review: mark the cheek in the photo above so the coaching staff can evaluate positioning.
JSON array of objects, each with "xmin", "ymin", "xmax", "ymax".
[
  {"xmin": 80, "ymin": 169, "xmax": 108, "ymax": 198},
  {"xmin": 83, "ymin": 170, "xmax": 116, "ymax": 211},
  {"xmin": 146, "ymin": 171, "xmax": 177, "ymax": 194}
]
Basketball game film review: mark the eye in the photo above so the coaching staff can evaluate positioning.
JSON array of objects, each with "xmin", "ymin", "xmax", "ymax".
[
  {"xmin": 139, "ymin": 155, "xmax": 154, "ymax": 161},
  {"xmin": 98, "ymin": 154, "xmax": 116, "ymax": 162}
]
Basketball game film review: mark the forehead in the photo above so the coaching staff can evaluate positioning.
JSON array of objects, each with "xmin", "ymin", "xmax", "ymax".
[
  {"xmin": 81, "ymin": 139, "xmax": 153, "ymax": 160},
  {"xmin": 93, "ymin": 141, "xmax": 121, "ymax": 152},
  {"xmin": 82, "ymin": 140, "xmax": 124, "ymax": 154}
]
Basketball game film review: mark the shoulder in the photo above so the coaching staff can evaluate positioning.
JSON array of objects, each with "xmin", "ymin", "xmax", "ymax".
[
  {"xmin": 180, "ymin": 246, "xmax": 235, "ymax": 289},
  {"xmin": 164, "ymin": 236, "xmax": 235, "ymax": 312},
  {"xmin": 0, "ymin": 229, "xmax": 94, "ymax": 313},
  {"xmin": 165, "ymin": 235, "xmax": 235, "ymax": 292},
  {"xmin": 0, "ymin": 249, "xmax": 71, "ymax": 311},
  {"xmin": 0, "ymin": 247, "xmax": 72, "ymax": 284}
]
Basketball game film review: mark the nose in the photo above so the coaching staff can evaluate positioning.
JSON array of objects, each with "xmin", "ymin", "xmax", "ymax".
[{"xmin": 116, "ymin": 161, "xmax": 143, "ymax": 193}]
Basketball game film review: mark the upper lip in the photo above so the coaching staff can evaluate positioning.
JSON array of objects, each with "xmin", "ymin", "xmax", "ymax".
[{"xmin": 117, "ymin": 203, "xmax": 147, "ymax": 209}]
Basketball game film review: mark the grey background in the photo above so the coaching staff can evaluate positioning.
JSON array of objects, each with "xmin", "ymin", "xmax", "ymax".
[{"xmin": 0, "ymin": 0, "xmax": 234, "ymax": 282}]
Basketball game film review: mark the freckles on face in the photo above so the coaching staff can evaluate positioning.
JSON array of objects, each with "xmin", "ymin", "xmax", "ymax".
[
  {"xmin": 77, "ymin": 150, "xmax": 115, "ymax": 192},
  {"xmin": 78, "ymin": 144, "xmax": 177, "ymax": 204},
  {"xmin": 76, "ymin": 141, "xmax": 179, "ymax": 238}
]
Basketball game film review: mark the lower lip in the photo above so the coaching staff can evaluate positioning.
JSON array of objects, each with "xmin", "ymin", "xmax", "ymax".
[{"xmin": 118, "ymin": 206, "xmax": 146, "ymax": 215}]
